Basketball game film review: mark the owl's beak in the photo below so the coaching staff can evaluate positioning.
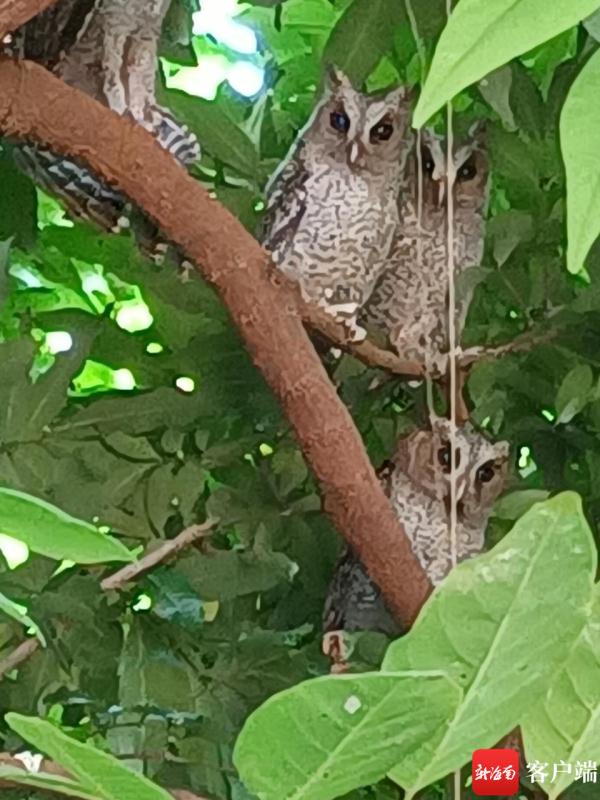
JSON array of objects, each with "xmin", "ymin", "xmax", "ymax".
[
  {"xmin": 433, "ymin": 179, "xmax": 446, "ymax": 209},
  {"xmin": 347, "ymin": 139, "xmax": 366, "ymax": 167},
  {"xmin": 443, "ymin": 494, "xmax": 465, "ymax": 518}
]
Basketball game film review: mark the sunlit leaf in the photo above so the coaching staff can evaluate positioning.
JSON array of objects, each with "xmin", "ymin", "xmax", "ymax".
[
  {"xmin": 0, "ymin": 591, "xmax": 45, "ymax": 645},
  {"xmin": 522, "ymin": 587, "xmax": 600, "ymax": 800},
  {"xmin": 6, "ymin": 714, "xmax": 172, "ymax": 800},
  {"xmin": 414, "ymin": 0, "xmax": 600, "ymax": 127},
  {"xmin": 383, "ymin": 493, "xmax": 596, "ymax": 795},
  {"xmin": 0, "ymin": 767, "xmax": 96, "ymax": 800},
  {"xmin": 234, "ymin": 672, "xmax": 460, "ymax": 800},
  {"xmin": 561, "ymin": 49, "xmax": 600, "ymax": 274},
  {"xmin": 0, "ymin": 488, "xmax": 133, "ymax": 564}
]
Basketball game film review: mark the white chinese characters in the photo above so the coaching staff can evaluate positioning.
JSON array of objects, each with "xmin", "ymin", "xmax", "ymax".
[{"xmin": 526, "ymin": 760, "xmax": 597, "ymax": 785}]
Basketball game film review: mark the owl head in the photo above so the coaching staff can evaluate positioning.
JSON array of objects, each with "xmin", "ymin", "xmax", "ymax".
[
  {"xmin": 305, "ymin": 66, "xmax": 411, "ymax": 174},
  {"xmin": 392, "ymin": 417, "xmax": 509, "ymax": 524},
  {"xmin": 410, "ymin": 122, "xmax": 489, "ymax": 214}
]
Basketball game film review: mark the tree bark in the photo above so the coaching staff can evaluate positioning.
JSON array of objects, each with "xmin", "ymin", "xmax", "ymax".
[
  {"xmin": 0, "ymin": 56, "xmax": 432, "ymax": 627},
  {"xmin": 0, "ymin": 0, "xmax": 59, "ymax": 39}
]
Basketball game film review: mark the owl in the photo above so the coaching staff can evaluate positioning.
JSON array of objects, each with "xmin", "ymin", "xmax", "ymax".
[
  {"xmin": 10, "ymin": 0, "xmax": 199, "ymax": 231},
  {"xmin": 363, "ymin": 124, "xmax": 489, "ymax": 367},
  {"xmin": 261, "ymin": 68, "xmax": 411, "ymax": 341},
  {"xmin": 322, "ymin": 418, "xmax": 508, "ymax": 666}
]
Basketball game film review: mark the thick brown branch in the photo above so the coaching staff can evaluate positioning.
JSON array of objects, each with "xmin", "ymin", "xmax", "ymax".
[
  {"xmin": 0, "ymin": 753, "xmax": 211, "ymax": 799},
  {"xmin": 101, "ymin": 519, "xmax": 217, "ymax": 592},
  {"xmin": 0, "ymin": 57, "xmax": 432, "ymax": 625},
  {"xmin": 0, "ymin": 0, "xmax": 59, "ymax": 39}
]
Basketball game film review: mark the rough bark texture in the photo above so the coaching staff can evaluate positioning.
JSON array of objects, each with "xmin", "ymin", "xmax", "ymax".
[
  {"xmin": 0, "ymin": 0, "xmax": 59, "ymax": 38},
  {"xmin": 0, "ymin": 56, "xmax": 432, "ymax": 626}
]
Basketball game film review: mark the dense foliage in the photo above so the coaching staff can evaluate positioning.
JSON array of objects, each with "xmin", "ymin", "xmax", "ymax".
[{"xmin": 1, "ymin": 0, "xmax": 600, "ymax": 798}]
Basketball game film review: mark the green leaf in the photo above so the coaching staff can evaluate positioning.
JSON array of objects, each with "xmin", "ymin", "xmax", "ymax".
[
  {"xmin": 147, "ymin": 569, "xmax": 204, "ymax": 631},
  {"xmin": 0, "ymin": 767, "xmax": 97, "ymax": 800},
  {"xmin": 522, "ymin": 587, "xmax": 600, "ymax": 800},
  {"xmin": 323, "ymin": 0, "xmax": 405, "ymax": 88},
  {"xmin": 584, "ymin": 7, "xmax": 600, "ymax": 40},
  {"xmin": 561, "ymin": 48, "xmax": 600, "ymax": 274},
  {"xmin": 414, "ymin": 0, "xmax": 600, "ymax": 127},
  {"xmin": 0, "ymin": 591, "xmax": 46, "ymax": 645},
  {"xmin": 0, "ymin": 333, "xmax": 95, "ymax": 445},
  {"xmin": 0, "ymin": 150, "xmax": 37, "ymax": 247},
  {"xmin": 383, "ymin": 492, "xmax": 596, "ymax": 795},
  {"xmin": 555, "ymin": 365, "xmax": 594, "ymax": 424},
  {"xmin": 492, "ymin": 489, "xmax": 551, "ymax": 520},
  {"xmin": 5, "ymin": 714, "xmax": 172, "ymax": 800},
  {"xmin": 234, "ymin": 671, "xmax": 460, "ymax": 800},
  {"xmin": 0, "ymin": 488, "xmax": 133, "ymax": 564}
]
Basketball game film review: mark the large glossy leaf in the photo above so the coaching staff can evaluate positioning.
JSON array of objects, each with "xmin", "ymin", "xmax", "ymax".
[
  {"xmin": 561, "ymin": 48, "xmax": 600, "ymax": 274},
  {"xmin": 522, "ymin": 586, "xmax": 600, "ymax": 800},
  {"xmin": 323, "ymin": 0, "xmax": 405, "ymax": 88},
  {"xmin": 0, "ymin": 488, "xmax": 133, "ymax": 564},
  {"xmin": 6, "ymin": 715, "xmax": 172, "ymax": 800},
  {"xmin": 234, "ymin": 671, "xmax": 460, "ymax": 800},
  {"xmin": 383, "ymin": 492, "xmax": 596, "ymax": 795},
  {"xmin": 414, "ymin": 0, "xmax": 600, "ymax": 127}
]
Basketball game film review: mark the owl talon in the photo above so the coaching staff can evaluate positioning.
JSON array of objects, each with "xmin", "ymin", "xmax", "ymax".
[{"xmin": 322, "ymin": 630, "xmax": 351, "ymax": 673}]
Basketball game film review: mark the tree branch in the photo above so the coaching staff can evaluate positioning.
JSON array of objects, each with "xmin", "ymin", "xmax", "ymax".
[
  {"xmin": 0, "ymin": 520, "xmax": 216, "ymax": 679},
  {"xmin": 0, "ymin": 639, "xmax": 38, "ymax": 680},
  {"xmin": 0, "ymin": 57, "xmax": 432, "ymax": 626},
  {"xmin": 100, "ymin": 518, "xmax": 217, "ymax": 592},
  {"xmin": 0, "ymin": 0, "xmax": 60, "ymax": 39}
]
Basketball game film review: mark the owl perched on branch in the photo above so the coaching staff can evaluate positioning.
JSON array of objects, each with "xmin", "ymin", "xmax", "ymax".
[
  {"xmin": 323, "ymin": 419, "xmax": 508, "ymax": 665},
  {"xmin": 363, "ymin": 124, "xmax": 488, "ymax": 366},
  {"xmin": 9, "ymin": 0, "xmax": 199, "ymax": 231},
  {"xmin": 261, "ymin": 68, "xmax": 411, "ymax": 341}
]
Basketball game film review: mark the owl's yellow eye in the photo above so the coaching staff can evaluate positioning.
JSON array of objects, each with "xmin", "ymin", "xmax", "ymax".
[
  {"xmin": 370, "ymin": 120, "xmax": 394, "ymax": 142},
  {"xmin": 330, "ymin": 110, "xmax": 350, "ymax": 134}
]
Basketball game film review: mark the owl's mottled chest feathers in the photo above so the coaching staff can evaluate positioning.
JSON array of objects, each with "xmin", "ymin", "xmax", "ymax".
[{"xmin": 389, "ymin": 471, "xmax": 485, "ymax": 586}]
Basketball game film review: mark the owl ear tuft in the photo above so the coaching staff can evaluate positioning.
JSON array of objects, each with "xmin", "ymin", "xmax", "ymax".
[
  {"xmin": 493, "ymin": 440, "xmax": 511, "ymax": 460},
  {"xmin": 383, "ymin": 84, "xmax": 411, "ymax": 107},
  {"xmin": 468, "ymin": 119, "xmax": 488, "ymax": 145},
  {"xmin": 325, "ymin": 64, "xmax": 354, "ymax": 91}
]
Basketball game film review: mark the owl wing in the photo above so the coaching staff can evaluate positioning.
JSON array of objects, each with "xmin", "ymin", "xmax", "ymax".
[
  {"xmin": 260, "ymin": 147, "xmax": 308, "ymax": 262},
  {"xmin": 11, "ymin": 0, "xmax": 199, "ymax": 236},
  {"xmin": 12, "ymin": 0, "xmax": 96, "ymax": 67},
  {"xmin": 322, "ymin": 548, "xmax": 400, "ymax": 637}
]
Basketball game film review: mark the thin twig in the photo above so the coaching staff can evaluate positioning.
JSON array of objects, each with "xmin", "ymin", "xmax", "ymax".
[
  {"xmin": 0, "ymin": 639, "xmax": 39, "ymax": 681},
  {"xmin": 0, "ymin": 520, "xmax": 217, "ymax": 679},
  {"xmin": 100, "ymin": 518, "xmax": 217, "ymax": 592},
  {"xmin": 460, "ymin": 330, "xmax": 554, "ymax": 369}
]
